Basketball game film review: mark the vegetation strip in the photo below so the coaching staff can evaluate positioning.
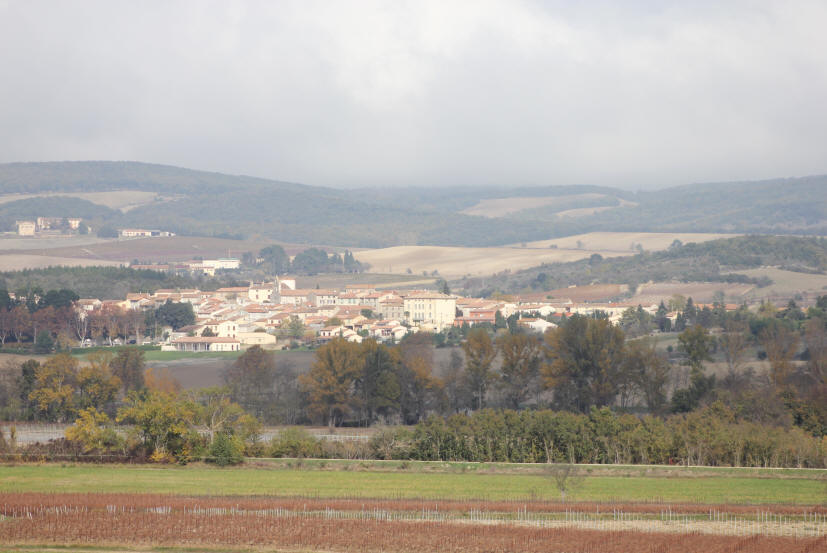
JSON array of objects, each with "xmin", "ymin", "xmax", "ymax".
[{"xmin": 1, "ymin": 464, "xmax": 824, "ymax": 504}]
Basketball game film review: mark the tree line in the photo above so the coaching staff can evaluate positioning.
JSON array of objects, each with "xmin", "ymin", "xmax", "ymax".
[
  {"xmin": 0, "ymin": 287, "xmax": 196, "ymax": 352},
  {"xmin": 250, "ymin": 245, "xmax": 365, "ymax": 276}
]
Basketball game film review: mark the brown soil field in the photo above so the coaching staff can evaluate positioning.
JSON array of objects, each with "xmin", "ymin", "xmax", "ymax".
[
  {"xmin": 0, "ymin": 254, "xmax": 123, "ymax": 271},
  {"xmin": 1, "ymin": 493, "xmax": 823, "ymax": 552},
  {"xmin": 11, "ymin": 236, "xmax": 277, "ymax": 263},
  {"xmin": 518, "ymin": 232, "xmax": 738, "ymax": 252},
  {"xmin": 355, "ymin": 246, "xmax": 626, "ymax": 279},
  {"xmin": 460, "ymin": 193, "xmax": 609, "ymax": 218},
  {"xmin": 0, "ymin": 235, "xmax": 110, "ymax": 252},
  {"xmin": 0, "ymin": 190, "xmax": 162, "ymax": 211}
]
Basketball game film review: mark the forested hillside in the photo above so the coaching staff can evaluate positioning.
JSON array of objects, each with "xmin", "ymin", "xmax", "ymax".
[{"xmin": 0, "ymin": 162, "xmax": 824, "ymax": 247}]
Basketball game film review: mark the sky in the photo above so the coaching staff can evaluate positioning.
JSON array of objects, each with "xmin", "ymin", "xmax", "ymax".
[{"xmin": 1, "ymin": 0, "xmax": 826, "ymax": 190}]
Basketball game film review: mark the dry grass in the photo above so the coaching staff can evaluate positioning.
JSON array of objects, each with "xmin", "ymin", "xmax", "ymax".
[
  {"xmin": 632, "ymin": 282, "xmax": 755, "ymax": 304},
  {"xmin": 460, "ymin": 194, "xmax": 610, "ymax": 218},
  {"xmin": 734, "ymin": 268, "xmax": 827, "ymax": 297},
  {"xmin": 518, "ymin": 232, "xmax": 738, "ymax": 252},
  {"xmin": 354, "ymin": 245, "xmax": 626, "ymax": 279}
]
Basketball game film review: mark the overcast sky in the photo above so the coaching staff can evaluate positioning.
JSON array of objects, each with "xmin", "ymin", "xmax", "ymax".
[{"xmin": 1, "ymin": 1, "xmax": 826, "ymax": 190}]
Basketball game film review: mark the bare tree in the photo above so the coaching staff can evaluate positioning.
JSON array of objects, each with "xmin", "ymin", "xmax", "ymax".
[
  {"xmin": 720, "ymin": 319, "xmax": 749, "ymax": 374},
  {"xmin": 545, "ymin": 462, "xmax": 585, "ymax": 501}
]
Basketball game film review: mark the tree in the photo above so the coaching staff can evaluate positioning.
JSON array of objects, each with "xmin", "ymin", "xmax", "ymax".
[
  {"xmin": 760, "ymin": 323, "xmax": 800, "ymax": 390},
  {"xmin": 9, "ymin": 305, "xmax": 30, "ymax": 343},
  {"xmin": 0, "ymin": 308, "xmax": 12, "ymax": 346},
  {"xmin": 34, "ymin": 330, "xmax": 55, "ymax": 353},
  {"xmin": 545, "ymin": 463, "xmax": 584, "ymax": 501},
  {"xmin": 77, "ymin": 351, "xmax": 121, "ymax": 412},
  {"xmin": 116, "ymin": 390, "xmax": 196, "ymax": 462},
  {"xmin": 39, "ymin": 289, "xmax": 79, "ymax": 310},
  {"xmin": 97, "ymin": 226, "xmax": 119, "ymax": 238},
  {"xmin": 65, "ymin": 407, "xmax": 121, "ymax": 453},
  {"xmin": 441, "ymin": 349, "xmax": 471, "ymax": 414},
  {"xmin": 678, "ymin": 325, "xmax": 713, "ymax": 372},
  {"xmin": 70, "ymin": 307, "xmax": 89, "ymax": 343},
  {"xmin": 110, "ymin": 348, "xmax": 146, "ymax": 393},
  {"xmin": 28, "ymin": 353, "xmax": 78, "ymax": 422},
  {"xmin": 291, "ymin": 248, "xmax": 331, "ymax": 275},
  {"xmin": 720, "ymin": 319, "xmax": 749, "ymax": 374},
  {"xmin": 144, "ymin": 367, "xmax": 181, "ymax": 394},
  {"xmin": 462, "ymin": 328, "xmax": 496, "ymax": 410},
  {"xmin": 624, "ymin": 338, "xmax": 670, "ymax": 415},
  {"xmin": 299, "ymin": 337, "xmax": 363, "ymax": 430},
  {"xmin": 186, "ymin": 386, "xmax": 258, "ymax": 444},
  {"xmin": 542, "ymin": 316, "xmax": 626, "ymax": 413},
  {"xmin": 155, "ymin": 300, "xmax": 195, "ymax": 330},
  {"xmin": 285, "ymin": 316, "xmax": 305, "ymax": 340},
  {"xmin": 496, "ymin": 332, "xmax": 542, "ymax": 409},
  {"xmin": 222, "ymin": 345, "xmax": 277, "ymax": 420},
  {"xmin": 359, "ymin": 339, "xmax": 401, "ymax": 423},
  {"xmin": 259, "ymin": 245, "xmax": 290, "ymax": 275}
]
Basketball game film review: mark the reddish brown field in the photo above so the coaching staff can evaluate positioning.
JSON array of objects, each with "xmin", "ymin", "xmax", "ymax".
[
  {"xmin": 1, "ymin": 494, "xmax": 825, "ymax": 552},
  {"xmin": 2, "ymin": 511, "xmax": 823, "ymax": 553},
  {"xmin": 2, "ymin": 493, "xmax": 826, "ymax": 516}
]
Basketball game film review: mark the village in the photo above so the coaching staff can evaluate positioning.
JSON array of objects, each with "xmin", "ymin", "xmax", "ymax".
[{"xmin": 67, "ymin": 277, "xmax": 726, "ymax": 353}]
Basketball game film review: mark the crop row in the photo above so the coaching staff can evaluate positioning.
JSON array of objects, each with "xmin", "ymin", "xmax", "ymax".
[
  {"xmin": 1, "ymin": 511, "xmax": 824, "ymax": 553},
  {"xmin": 2, "ymin": 492, "xmax": 825, "ymax": 516}
]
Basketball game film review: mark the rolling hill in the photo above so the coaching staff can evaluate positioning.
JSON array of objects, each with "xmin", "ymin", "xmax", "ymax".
[{"xmin": 0, "ymin": 161, "xmax": 824, "ymax": 247}]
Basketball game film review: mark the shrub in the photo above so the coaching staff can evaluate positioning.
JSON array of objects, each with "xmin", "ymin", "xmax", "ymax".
[{"xmin": 208, "ymin": 432, "xmax": 244, "ymax": 466}]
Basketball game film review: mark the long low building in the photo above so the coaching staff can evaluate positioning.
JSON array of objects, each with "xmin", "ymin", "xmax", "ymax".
[{"xmin": 166, "ymin": 336, "xmax": 241, "ymax": 352}]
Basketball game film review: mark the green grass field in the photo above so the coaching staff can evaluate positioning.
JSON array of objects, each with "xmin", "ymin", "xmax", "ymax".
[
  {"xmin": 1, "ymin": 463, "xmax": 824, "ymax": 504},
  {"xmin": 141, "ymin": 350, "xmax": 246, "ymax": 362}
]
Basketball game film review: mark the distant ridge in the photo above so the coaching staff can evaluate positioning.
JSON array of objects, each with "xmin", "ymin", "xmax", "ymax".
[{"xmin": 0, "ymin": 161, "xmax": 824, "ymax": 247}]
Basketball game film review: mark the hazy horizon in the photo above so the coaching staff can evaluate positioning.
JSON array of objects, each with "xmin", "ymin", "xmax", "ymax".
[{"xmin": 2, "ymin": 1, "xmax": 826, "ymax": 190}]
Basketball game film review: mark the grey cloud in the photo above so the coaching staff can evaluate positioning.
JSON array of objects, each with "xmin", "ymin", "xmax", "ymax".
[{"xmin": 0, "ymin": 0, "xmax": 825, "ymax": 189}]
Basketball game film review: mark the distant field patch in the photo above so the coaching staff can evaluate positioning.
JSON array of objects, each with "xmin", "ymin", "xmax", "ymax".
[
  {"xmin": 0, "ymin": 190, "xmax": 162, "ymax": 212},
  {"xmin": 519, "ymin": 232, "xmax": 739, "ymax": 252},
  {"xmin": 555, "ymin": 198, "xmax": 638, "ymax": 218},
  {"xmin": 536, "ymin": 284, "xmax": 629, "ymax": 302},
  {"xmin": 14, "ymin": 236, "xmax": 278, "ymax": 263},
  {"xmin": 0, "ymin": 254, "xmax": 122, "ymax": 272},
  {"xmin": 460, "ymin": 194, "xmax": 609, "ymax": 218},
  {"xmin": 354, "ymin": 245, "xmax": 626, "ymax": 279},
  {"xmin": 733, "ymin": 267, "xmax": 827, "ymax": 297},
  {"xmin": 633, "ymin": 281, "xmax": 755, "ymax": 304}
]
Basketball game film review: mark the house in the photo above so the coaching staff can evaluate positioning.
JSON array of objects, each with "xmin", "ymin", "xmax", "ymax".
[
  {"xmin": 248, "ymin": 283, "xmax": 275, "ymax": 303},
  {"xmin": 517, "ymin": 317, "xmax": 557, "ymax": 333},
  {"xmin": 16, "ymin": 221, "xmax": 36, "ymax": 236},
  {"xmin": 453, "ymin": 309, "xmax": 497, "ymax": 327},
  {"xmin": 277, "ymin": 277, "xmax": 297, "ymax": 291},
  {"xmin": 309, "ymin": 289, "xmax": 338, "ymax": 306},
  {"xmin": 318, "ymin": 325, "xmax": 345, "ymax": 341},
  {"xmin": 119, "ymin": 229, "xmax": 175, "ymax": 238},
  {"xmin": 77, "ymin": 298, "xmax": 102, "ymax": 312},
  {"xmin": 278, "ymin": 289, "xmax": 312, "ymax": 306},
  {"xmin": 402, "ymin": 291, "xmax": 456, "ymax": 331},
  {"xmin": 377, "ymin": 297, "xmax": 405, "ymax": 321},
  {"xmin": 167, "ymin": 336, "xmax": 240, "ymax": 352},
  {"xmin": 202, "ymin": 258, "xmax": 241, "ymax": 271},
  {"xmin": 237, "ymin": 331, "xmax": 277, "ymax": 347}
]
